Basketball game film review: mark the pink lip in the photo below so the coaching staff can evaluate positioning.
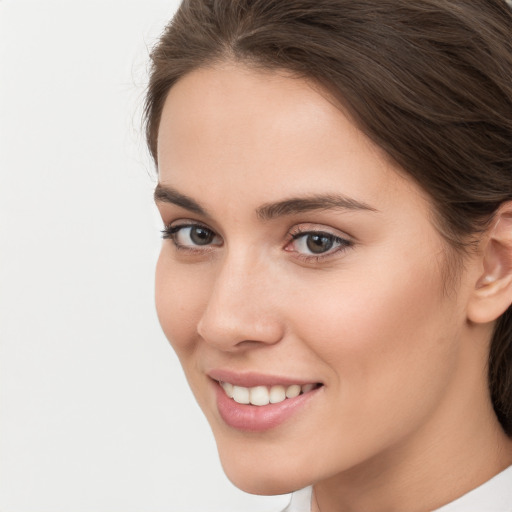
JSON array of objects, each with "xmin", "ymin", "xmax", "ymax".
[
  {"xmin": 208, "ymin": 369, "xmax": 318, "ymax": 388},
  {"xmin": 208, "ymin": 371, "xmax": 323, "ymax": 432}
]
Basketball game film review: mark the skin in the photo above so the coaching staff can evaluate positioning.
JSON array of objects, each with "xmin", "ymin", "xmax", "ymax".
[{"xmin": 154, "ymin": 63, "xmax": 512, "ymax": 512}]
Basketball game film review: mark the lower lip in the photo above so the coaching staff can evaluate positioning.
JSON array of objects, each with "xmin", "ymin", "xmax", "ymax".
[{"xmin": 214, "ymin": 381, "xmax": 321, "ymax": 432}]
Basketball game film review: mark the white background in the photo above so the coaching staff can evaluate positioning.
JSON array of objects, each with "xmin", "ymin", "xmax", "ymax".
[{"xmin": 0, "ymin": 1, "xmax": 290, "ymax": 511}]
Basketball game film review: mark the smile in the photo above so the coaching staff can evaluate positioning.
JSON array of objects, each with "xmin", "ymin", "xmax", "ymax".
[
  {"xmin": 214, "ymin": 378, "xmax": 323, "ymax": 431},
  {"xmin": 220, "ymin": 381, "xmax": 321, "ymax": 406}
]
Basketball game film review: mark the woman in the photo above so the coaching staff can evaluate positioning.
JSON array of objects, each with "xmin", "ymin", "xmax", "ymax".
[{"xmin": 145, "ymin": 1, "xmax": 512, "ymax": 510}]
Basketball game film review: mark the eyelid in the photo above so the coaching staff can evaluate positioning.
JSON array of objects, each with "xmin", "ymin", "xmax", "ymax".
[
  {"xmin": 287, "ymin": 223, "xmax": 353, "ymax": 242},
  {"xmin": 162, "ymin": 218, "xmax": 216, "ymax": 236},
  {"xmin": 160, "ymin": 219, "xmax": 353, "ymax": 262},
  {"xmin": 161, "ymin": 220, "xmax": 223, "ymax": 250},
  {"xmin": 284, "ymin": 224, "xmax": 354, "ymax": 262}
]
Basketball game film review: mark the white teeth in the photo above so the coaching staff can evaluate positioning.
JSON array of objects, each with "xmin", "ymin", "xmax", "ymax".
[
  {"xmin": 269, "ymin": 385, "xmax": 286, "ymax": 403},
  {"xmin": 221, "ymin": 381, "xmax": 234, "ymax": 398},
  {"xmin": 232, "ymin": 385, "xmax": 250, "ymax": 404},
  {"xmin": 285, "ymin": 384, "xmax": 301, "ymax": 398},
  {"xmin": 221, "ymin": 381, "xmax": 318, "ymax": 406},
  {"xmin": 250, "ymin": 386, "xmax": 270, "ymax": 406}
]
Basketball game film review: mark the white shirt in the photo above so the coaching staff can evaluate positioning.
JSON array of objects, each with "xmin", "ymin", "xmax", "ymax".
[{"xmin": 282, "ymin": 465, "xmax": 512, "ymax": 512}]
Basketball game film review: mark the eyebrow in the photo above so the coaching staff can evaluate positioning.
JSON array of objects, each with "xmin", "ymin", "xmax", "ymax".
[
  {"xmin": 154, "ymin": 183, "xmax": 377, "ymax": 219},
  {"xmin": 256, "ymin": 194, "xmax": 377, "ymax": 220},
  {"xmin": 154, "ymin": 183, "xmax": 208, "ymax": 216}
]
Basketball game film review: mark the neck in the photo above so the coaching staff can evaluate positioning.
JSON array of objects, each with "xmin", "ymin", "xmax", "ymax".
[{"xmin": 313, "ymin": 421, "xmax": 511, "ymax": 512}]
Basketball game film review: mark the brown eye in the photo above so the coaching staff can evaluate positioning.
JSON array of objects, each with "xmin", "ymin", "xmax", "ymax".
[
  {"xmin": 189, "ymin": 226, "xmax": 215, "ymax": 245},
  {"xmin": 164, "ymin": 224, "xmax": 222, "ymax": 249},
  {"xmin": 287, "ymin": 230, "xmax": 351, "ymax": 259},
  {"xmin": 306, "ymin": 234, "xmax": 335, "ymax": 254}
]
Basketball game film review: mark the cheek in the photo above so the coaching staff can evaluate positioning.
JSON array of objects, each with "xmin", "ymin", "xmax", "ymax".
[
  {"xmin": 155, "ymin": 248, "xmax": 208, "ymax": 356},
  {"xmin": 289, "ymin": 253, "xmax": 462, "ymax": 423}
]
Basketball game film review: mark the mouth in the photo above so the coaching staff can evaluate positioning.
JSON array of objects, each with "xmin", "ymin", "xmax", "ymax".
[
  {"xmin": 218, "ymin": 381, "xmax": 323, "ymax": 406},
  {"xmin": 210, "ymin": 373, "xmax": 324, "ymax": 431}
]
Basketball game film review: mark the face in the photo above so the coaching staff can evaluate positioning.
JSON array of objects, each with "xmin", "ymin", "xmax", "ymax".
[{"xmin": 154, "ymin": 64, "xmax": 473, "ymax": 494}]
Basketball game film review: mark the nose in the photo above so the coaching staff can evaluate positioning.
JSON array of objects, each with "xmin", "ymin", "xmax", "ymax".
[{"xmin": 196, "ymin": 251, "xmax": 285, "ymax": 351}]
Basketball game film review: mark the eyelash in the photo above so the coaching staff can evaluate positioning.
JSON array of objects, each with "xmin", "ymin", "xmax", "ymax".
[
  {"xmin": 161, "ymin": 223, "xmax": 222, "ymax": 253},
  {"xmin": 286, "ymin": 228, "xmax": 353, "ymax": 262},
  {"xmin": 161, "ymin": 222, "xmax": 353, "ymax": 262}
]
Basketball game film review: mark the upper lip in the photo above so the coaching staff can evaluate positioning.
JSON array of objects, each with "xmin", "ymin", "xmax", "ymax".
[{"xmin": 207, "ymin": 368, "xmax": 321, "ymax": 388}]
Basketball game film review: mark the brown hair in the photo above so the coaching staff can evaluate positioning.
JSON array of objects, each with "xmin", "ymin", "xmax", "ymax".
[{"xmin": 144, "ymin": 0, "xmax": 512, "ymax": 434}]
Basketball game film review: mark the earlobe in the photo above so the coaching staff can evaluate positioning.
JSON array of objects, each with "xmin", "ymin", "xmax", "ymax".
[{"xmin": 468, "ymin": 203, "xmax": 512, "ymax": 324}]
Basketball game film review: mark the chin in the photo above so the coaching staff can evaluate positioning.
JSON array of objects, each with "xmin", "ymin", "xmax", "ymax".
[
  {"xmin": 214, "ymin": 437, "xmax": 313, "ymax": 495},
  {"xmin": 222, "ymin": 461, "xmax": 304, "ymax": 496}
]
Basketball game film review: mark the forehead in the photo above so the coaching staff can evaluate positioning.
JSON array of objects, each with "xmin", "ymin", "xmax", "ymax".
[
  {"xmin": 157, "ymin": 63, "xmax": 372, "ymax": 163},
  {"xmin": 156, "ymin": 63, "xmax": 426, "ymax": 215}
]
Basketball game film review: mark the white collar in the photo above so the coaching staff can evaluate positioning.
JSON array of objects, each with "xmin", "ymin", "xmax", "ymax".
[
  {"xmin": 283, "ymin": 465, "xmax": 512, "ymax": 512},
  {"xmin": 433, "ymin": 465, "xmax": 512, "ymax": 511}
]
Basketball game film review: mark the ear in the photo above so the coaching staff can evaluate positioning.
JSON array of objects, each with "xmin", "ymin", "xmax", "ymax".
[{"xmin": 467, "ymin": 202, "xmax": 512, "ymax": 324}]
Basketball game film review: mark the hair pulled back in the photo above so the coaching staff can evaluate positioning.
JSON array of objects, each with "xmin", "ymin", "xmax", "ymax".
[{"xmin": 145, "ymin": 0, "xmax": 512, "ymax": 434}]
